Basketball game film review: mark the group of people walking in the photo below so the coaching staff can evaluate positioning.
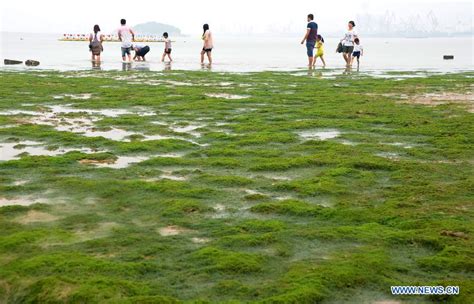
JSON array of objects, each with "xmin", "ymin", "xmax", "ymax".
[
  {"xmin": 88, "ymin": 15, "xmax": 362, "ymax": 69},
  {"xmin": 88, "ymin": 19, "xmax": 213, "ymax": 65},
  {"xmin": 301, "ymin": 14, "xmax": 364, "ymax": 68}
]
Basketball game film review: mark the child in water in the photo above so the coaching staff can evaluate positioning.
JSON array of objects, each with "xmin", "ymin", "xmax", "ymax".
[
  {"xmin": 161, "ymin": 32, "xmax": 172, "ymax": 62},
  {"xmin": 313, "ymin": 35, "xmax": 326, "ymax": 67},
  {"xmin": 351, "ymin": 38, "xmax": 363, "ymax": 67}
]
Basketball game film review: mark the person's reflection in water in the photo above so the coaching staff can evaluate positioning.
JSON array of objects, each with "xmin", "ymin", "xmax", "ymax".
[
  {"xmin": 91, "ymin": 60, "xmax": 102, "ymax": 70},
  {"xmin": 133, "ymin": 63, "xmax": 150, "ymax": 71},
  {"xmin": 343, "ymin": 65, "xmax": 352, "ymax": 75},
  {"xmin": 164, "ymin": 62, "xmax": 172, "ymax": 71},
  {"xmin": 307, "ymin": 64, "xmax": 315, "ymax": 76},
  {"xmin": 201, "ymin": 63, "xmax": 212, "ymax": 70},
  {"xmin": 122, "ymin": 62, "xmax": 132, "ymax": 71}
]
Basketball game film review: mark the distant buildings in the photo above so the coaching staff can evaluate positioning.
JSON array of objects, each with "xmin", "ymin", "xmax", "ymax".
[{"xmin": 355, "ymin": 10, "xmax": 472, "ymax": 38}]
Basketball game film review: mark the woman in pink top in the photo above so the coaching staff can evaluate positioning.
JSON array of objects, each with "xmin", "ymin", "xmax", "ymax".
[{"xmin": 200, "ymin": 24, "xmax": 213, "ymax": 64}]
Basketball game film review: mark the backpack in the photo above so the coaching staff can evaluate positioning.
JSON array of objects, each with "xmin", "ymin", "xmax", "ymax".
[{"xmin": 90, "ymin": 33, "xmax": 102, "ymax": 54}]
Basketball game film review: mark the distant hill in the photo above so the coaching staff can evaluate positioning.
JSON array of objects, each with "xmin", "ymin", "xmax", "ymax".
[{"xmin": 133, "ymin": 22, "xmax": 182, "ymax": 36}]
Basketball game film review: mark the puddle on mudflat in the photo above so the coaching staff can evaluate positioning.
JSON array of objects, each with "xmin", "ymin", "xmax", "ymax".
[
  {"xmin": 338, "ymin": 139, "xmax": 358, "ymax": 146},
  {"xmin": 159, "ymin": 172, "xmax": 188, "ymax": 181},
  {"xmin": 156, "ymin": 152, "xmax": 186, "ymax": 158},
  {"xmin": 16, "ymin": 210, "xmax": 59, "ymax": 224},
  {"xmin": 170, "ymin": 124, "xmax": 205, "ymax": 137},
  {"xmin": 158, "ymin": 226, "xmax": 192, "ymax": 236},
  {"xmin": 214, "ymin": 204, "xmax": 226, "ymax": 212},
  {"xmin": 165, "ymin": 80, "xmax": 194, "ymax": 86},
  {"xmin": 81, "ymin": 156, "xmax": 150, "ymax": 169},
  {"xmin": 215, "ymin": 122, "xmax": 230, "ymax": 127},
  {"xmin": 205, "ymin": 93, "xmax": 250, "ymax": 100},
  {"xmin": 251, "ymin": 173, "xmax": 292, "ymax": 181},
  {"xmin": 275, "ymin": 195, "xmax": 332, "ymax": 208},
  {"xmin": 80, "ymin": 152, "xmax": 184, "ymax": 169},
  {"xmin": 375, "ymin": 152, "xmax": 401, "ymax": 160},
  {"xmin": 53, "ymin": 93, "xmax": 92, "ymax": 100},
  {"xmin": 0, "ymin": 104, "xmax": 154, "ymax": 119},
  {"xmin": 0, "ymin": 196, "xmax": 46, "ymax": 207},
  {"xmin": 210, "ymin": 203, "xmax": 231, "ymax": 219},
  {"xmin": 82, "ymin": 128, "xmax": 137, "ymax": 141},
  {"xmin": 298, "ymin": 129, "xmax": 341, "ymax": 141},
  {"xmin": 0, "ymin": 141, "xmax": 97, "ymax": 161},
  {"xmin": 13, "ymin": 180, "xmax": 30, "ymax": 186},
  {"xmin": 244, "ymin": 189, "xmax": 266, "ymax": 196},
  {"xmin": 0, "ymin": 105, "xmax": 156, "ymax": 142},
  {"xmin": 384, "ymin": 142, "xmax": 414, "ymax": 149},
  {"xmin": 47, "ymin": 105, "xmax": 154, "ymax": 117},
  {"xmin": 151, "ymin": 121, "xmax": 168, "ymax": 126},
  {"xmin": 191, "ymin": 237, "xmax": 211, "ymax": 244},
  {"xmin": 0, "ymin": 109, "xmax": 40, "ymax": 116}
]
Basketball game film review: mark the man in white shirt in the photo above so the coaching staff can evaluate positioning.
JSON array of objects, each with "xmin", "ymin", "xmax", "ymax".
[{"xmin": 118, "ymin": 19, "xmax": 135, "ymax": 62}]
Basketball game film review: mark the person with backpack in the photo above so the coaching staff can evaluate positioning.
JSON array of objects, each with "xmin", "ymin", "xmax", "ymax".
[{"xmin": 89, "ymin": 25, "xmax": 104, "ymax": 62}]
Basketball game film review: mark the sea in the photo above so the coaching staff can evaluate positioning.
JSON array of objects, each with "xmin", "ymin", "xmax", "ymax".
[{"xmin": 1, "ymin": 32, "xmax": 473, "ymax": 73}]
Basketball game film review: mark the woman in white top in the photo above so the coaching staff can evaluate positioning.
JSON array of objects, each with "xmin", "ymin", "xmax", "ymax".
[
  {"xmin": 89, "ymin": 25, "xmax": 104, "ymax": 63},
  {"xmin": 340, "ymin": 21, "xmax": 357, "ymax": 67}
]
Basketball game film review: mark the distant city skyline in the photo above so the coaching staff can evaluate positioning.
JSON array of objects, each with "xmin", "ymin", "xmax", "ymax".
[{"xmin": 1, "ymin": 0, "xmax": 472, "ymax": 37}]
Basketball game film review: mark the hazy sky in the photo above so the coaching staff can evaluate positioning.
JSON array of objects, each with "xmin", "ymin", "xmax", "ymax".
[{"xmin": 1, "ymin": 0, "xmax": 472, "ymax": 35}]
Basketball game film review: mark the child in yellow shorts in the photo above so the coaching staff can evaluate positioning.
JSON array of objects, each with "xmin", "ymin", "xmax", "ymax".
[{"xmin": 313, "ymin": 35, "xmax": 326, "ymax": 67}]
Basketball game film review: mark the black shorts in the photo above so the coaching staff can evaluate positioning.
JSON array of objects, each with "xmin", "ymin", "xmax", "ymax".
[
  {"xmin": 136, "ymin": 46, "xmax": 150, "ymax": 57},
  {"xmin": 165, "ymin": 48, "xmax": 172, "ymax": 54},
  {"xmin": 352, "ymin": 51, "xmax": 361, "ymax": 58},
  {"xmin": 342, "ymin": 45, "xmax": 354, "ymax": 54},
  {"xmin": 202, "ymin": 48, "xmax": 213, "ymax": 53}
]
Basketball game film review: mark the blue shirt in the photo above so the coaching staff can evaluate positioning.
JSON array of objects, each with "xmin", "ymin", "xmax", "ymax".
[{"xmin": 307, "ymin": 21, "xmax": 318, "ymax": 43}]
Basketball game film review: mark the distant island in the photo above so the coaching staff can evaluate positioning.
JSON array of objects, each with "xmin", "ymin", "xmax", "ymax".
[{"xmin": 133, "ymin": 22, "xmax": 182, "ymax": 36}]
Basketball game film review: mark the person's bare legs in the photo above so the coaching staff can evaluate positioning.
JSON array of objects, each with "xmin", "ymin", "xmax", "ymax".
[
  {"xmin": 207, "ymin": 52, "xmax": 212, "ymax": 64},
  {"xmin": 313, "ymin": 56, "xmax": 318, "ymax": 67},
  {"xmin": 96, "ymin": 55, "xmax": 101, "ymax": 63},
  {"xmin": 168, "ymin": 54, "xmax": 173, "ymax": 62},
  {"xmin": 343, "ymin": 53, "xmax": 350, "ymax": 66},
  {"xmin": 321, "ymin": 56, "xmax": 326, "ymax": 67},
  {"xmin": 308, "ymin": 56, "xmax": 314, "ymax": 67},
  {"xmin": 200, "ymin": 50, "xmax": 205, "ymax": 64},
  {"xmin": 161, "ymin": 53, "xmax": 166, "ymax": 62}
]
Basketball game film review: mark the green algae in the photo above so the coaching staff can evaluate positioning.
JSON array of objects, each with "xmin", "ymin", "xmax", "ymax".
[{"xmin": 0, "ymin": 69, "xmax": 473, "ymax": 303}]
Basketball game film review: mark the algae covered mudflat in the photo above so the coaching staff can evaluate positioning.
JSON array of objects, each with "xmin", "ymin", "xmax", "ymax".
[{"xmin": 0, "ymin": 70, "xmax": 472, "ymax": 303}]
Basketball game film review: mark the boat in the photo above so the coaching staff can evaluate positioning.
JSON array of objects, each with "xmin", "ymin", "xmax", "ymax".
[
  {"xmin": 25, "ymin": 60, "xmax": 40, "ymax": 66},
  {"xmin": 4, "ymin": 59, "xmax": 23, "ymax": 65},
  {"xmin": 59, "ymin": 34, "xmax": 166, "ymax": 42}
]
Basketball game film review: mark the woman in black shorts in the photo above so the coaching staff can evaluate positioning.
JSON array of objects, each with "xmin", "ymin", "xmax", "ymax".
[
  {"xmin": 340, "ymin": 21, "xmax": 358, "ymax": 67},
  {"xmin": 201, "ymin": 24, "xmax": 214, "ymax": 64}
]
